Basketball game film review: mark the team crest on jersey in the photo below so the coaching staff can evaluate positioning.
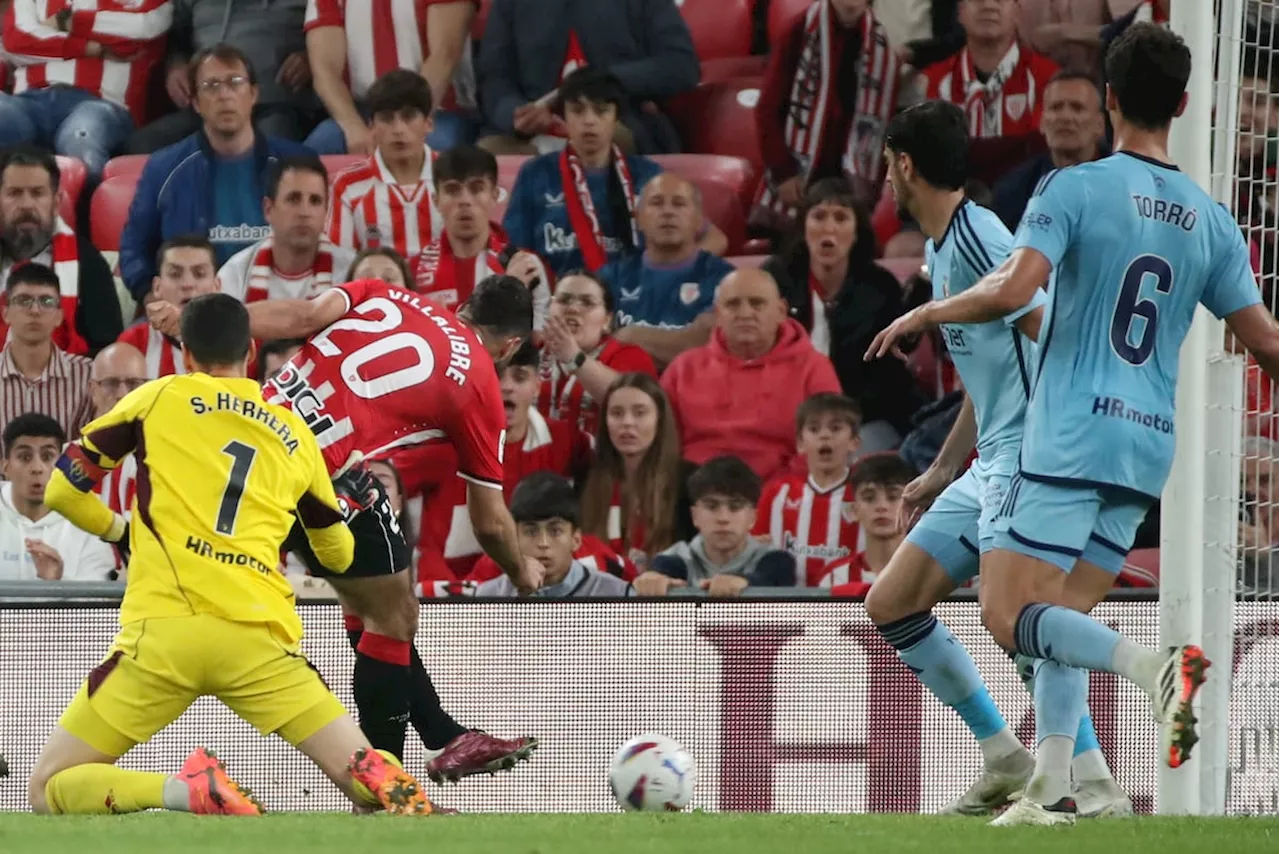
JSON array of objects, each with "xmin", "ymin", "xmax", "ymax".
[
  {"xmin": 679, "ymin": 282, "xmax": 701, "ymax": 306},
  {"xmin": 841, "ymin": 502, "xmax": 857, "ymax": 524},
  {"xmin": 1005, "ymin": 94, "xmax": 1027, "ymax": 122}
]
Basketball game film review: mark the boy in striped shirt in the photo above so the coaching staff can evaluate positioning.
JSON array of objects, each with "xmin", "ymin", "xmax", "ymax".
[{"xmin": 754, "ymin": 393, "xmax": 864, "ymax": 587}]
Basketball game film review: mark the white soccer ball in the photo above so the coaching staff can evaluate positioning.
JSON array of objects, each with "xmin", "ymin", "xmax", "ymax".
[{"xmin": 608, "ymin": 733, "xmax": 697, "ymax": 812}]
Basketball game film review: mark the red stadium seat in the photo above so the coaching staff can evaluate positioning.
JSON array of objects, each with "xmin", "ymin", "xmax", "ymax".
[
  {"xmin": 768, "ymin": 0, "xmax": 812, "ymax": 44},
  {"xmin": 320, "ymin": 154, "xmax": 365, "ymax": 177},
  {"xmin": 700, "ymin": 56, "xmax": 767, "ymax": 86},
  {"xmin": 54, "ymin": 156, "xmax": 85, "ymax": 226},
  {"xmin": 696, "ymin": 178, "xmax": 747, "ymax": 255},
  {"xmin": 496, "ymin": 155, "xmax": 530, "ymax": 199},
  {"xmin": 665, "ymin": 81, "xmax": 764, "ymax": 181},
  {"xmin": 877, "ymin": 256, "xmax": 925, "ymax": 286},
  {"xmin": 90, "ymin": 177, "xmax": 138, "ymax": 253},
  {"xmin": 727, "ymin": 254, "xmax": 769, "ymax": 268},
  {"xmin": 678, "ymin": 0, "xmax": 753, "ymax": 61},
  {"xmin": 472, "ymin": 0, "xmax": 491, "ymax": 41},
  {"xmin": 654, "ymin": 153, "xmax": 757, "ymax": 212},
  {"xmin": 103, "ymin": 155, "xmax": 148, "ymax": 182},
  {"xmin": 1119, "ymin": 548, "xmax": 1159, "ymax": 587}
]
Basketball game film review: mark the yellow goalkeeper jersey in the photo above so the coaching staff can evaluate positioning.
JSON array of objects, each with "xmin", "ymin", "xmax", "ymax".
[{"xmin": 45, "ymin": 373, "xmax": 354, "ymax": 645}]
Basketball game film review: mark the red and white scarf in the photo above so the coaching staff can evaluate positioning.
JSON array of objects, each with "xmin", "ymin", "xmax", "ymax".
[
  {"xmin": 1133, "ymin": 0, "xmax": 1170, "ymax": 26},
  {"xmin": 559, "ymin": 144, "xmax": 639, "ymax": 273},
  {"xmin": 413, "ymin": 229, "xmax": 506, "ymax": 311},
  {"xmin": 756, "ymin": 4, "xmax": 899, "ymax": 217},
  {"xmin": 0, "ymin": 216, "xmax": 86, "ymax": 354},
  {"xmin": 142, "ymin": 327, "xmax": 186, "ymax": 379},
  {"xmin": 245, "ymin": 238, "xmax": 339, "ymax": 303},
  {"xmin": 934, "ymin": 42, "xmax": 1039, "ymax": 138}
]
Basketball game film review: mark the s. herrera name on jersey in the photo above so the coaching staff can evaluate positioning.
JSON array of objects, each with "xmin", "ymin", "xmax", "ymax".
[
  {"xmin": 189, "ymin": 392, "xmax": 302, "ymax": 453},
  {"xmin": 185, "ymin": 535, "xmax": 275, "ymax": 575},
  {"xmin": 1091, "ymin": 395, "xmax": 1173, "ymax": 434}
]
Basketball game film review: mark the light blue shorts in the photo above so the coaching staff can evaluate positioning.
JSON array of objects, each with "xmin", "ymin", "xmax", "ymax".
[
  {"xmin": 989, "ymin": 472, "xmax": 1152, "ymax": 573},
  {"xmin": 904, "ymin": 461, "xmax": 1010, "ymax": 585}
]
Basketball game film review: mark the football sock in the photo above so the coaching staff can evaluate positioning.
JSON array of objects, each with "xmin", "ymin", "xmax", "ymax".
[
  {"xmin": 1110, "ymin": 636, "xmax": 1166, "ymax": 694},
  {"xmin": 1027, "ymin": 659, "xmax": 1085, "ymax": 805},
  {"xmin": 879, "ymin": 612, "xmax": 1020, "ymax": 762},
  {"xmin": 408, "ymin": 645, "xmax": 468, "ymax": 750},
  {"xmin": 353, "ymin": 632, "xmax": 412, "ymax": 761},
  {"xmin": 43, "ymin": 766, "xmax": 167, "ymax": 814},
  {"xmin": 1013, "ymin": 603, "xmax": 1125, "ymax": 674},
  {"xmin": 1010, "ymin": 651, "xmax": 1111, "ymax": 781}
]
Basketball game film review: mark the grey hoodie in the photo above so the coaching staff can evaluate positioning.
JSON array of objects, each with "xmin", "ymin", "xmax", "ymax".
[{"xmin": 651, "ymin": 536, "xmax": 796, "ymax": 588}]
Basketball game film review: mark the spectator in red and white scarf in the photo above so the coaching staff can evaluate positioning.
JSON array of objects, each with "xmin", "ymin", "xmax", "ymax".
[
  {"xmin": 0, "ymin": 0, "xmax": 171, "ymax": 180},
  {"xmin": 218, "ymin": 154, "xmax": 355, "ymax": 303},
  {"xmin": 120, "ymin": 235, "xmax": 219, "ymax": 379},
  {"xmin": 413, "ymin": 145, "xmax": 550, "ymax": 328},
  {"xmin": 922, "ymin": 0, "xmax": 1059, "ymax": 187},
  {"xmin": 0, "ymin": 146, "xmax": 121, "ymax": 355},
  {"xmin": 537, "ymin": 271, "xmax": 656, "ymax": 438},
  {"xmin": 753, "ymin": 0, "xmax": 912, "ymax": 233}
]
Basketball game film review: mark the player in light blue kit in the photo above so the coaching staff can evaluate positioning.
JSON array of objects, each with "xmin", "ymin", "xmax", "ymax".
[
  {"xmin": 869, "ymin": 101, "xmax": 1129, "ymax": 819},
  {"xmin": 869, "ymin": 25, "xmax": 1280, "ymax": 826}
]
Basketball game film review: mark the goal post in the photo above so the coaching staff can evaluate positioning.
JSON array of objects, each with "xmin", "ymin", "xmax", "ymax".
[{"xmin": 1162, "ymin": 0, "xmax": 1274, "ymax": 816}]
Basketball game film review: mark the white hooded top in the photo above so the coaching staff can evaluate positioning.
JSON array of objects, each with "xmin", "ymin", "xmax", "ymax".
[{"xmin": 0, "ymin": 482, "xmax": 116, "ymax": 582}]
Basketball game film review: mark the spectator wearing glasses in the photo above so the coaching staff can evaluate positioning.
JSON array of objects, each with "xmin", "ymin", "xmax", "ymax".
[
  {"xmin": 0, "ymin": 413, "xmax": 115, "ymax": 581},
  {"xmin": 86, "ymin": 343, "xmax": 146, "ymax": 562},
  {"xmin": 538, "ymin": 271, "xmax": 656, "ymax": 438},
  {"xmin": 0, "ymin": 0, "xmax": 172, "ymax": 180},
  {"xmin": 119, "ymin": 43, "xmax": 313, "ymax": 302},
  {"xmin": 0, "ymin": 146, "xmax": 122, "ymax": 355},
  {"xmin": 0, "ymin": 263, "xmax": 92, "ymax": 439}
]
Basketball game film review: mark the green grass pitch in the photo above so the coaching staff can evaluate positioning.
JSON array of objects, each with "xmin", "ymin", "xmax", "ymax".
[{"xmin": 0, "ymin": 813, "xmax": 1274, "ymax": 854}]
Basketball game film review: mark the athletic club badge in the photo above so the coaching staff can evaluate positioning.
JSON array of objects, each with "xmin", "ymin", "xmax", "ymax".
[
  {"xmin": 841, "ymin": 502, "xmax": 857, "ymax": 524},
  {"xmin": 1005, "ymin": 94, "xmax": 1027, "ymax": 122},
  {"xmin": 679, "ymin": 282, "xmax": 701, "ymax": 306}
]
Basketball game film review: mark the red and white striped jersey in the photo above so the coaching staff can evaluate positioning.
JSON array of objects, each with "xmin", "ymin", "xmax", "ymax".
[
  {"xmin": 117, "ymin": 323, "xmax": 186, "ymax": 380},
  {"xmin": 0, "ymin": 344, "xmax": 93, "ymax": 439},
  {"xmin": 537, "ymin": 336, "xmax": 656, "ymax": 438},
  {"xmin": 93, "ymin": 454, "xmax": 137, "ymax": 572},
  {"xmin": 754, "ymin": 471, "xmax": 865, "ymax": 587},
  {"xmin": 218, "ymin": 238, "xmax": 355, "ymax": 303},
  {"xmin": 327, "ymin": 146, "xmax": 444, "ymax": 262},
  {"xmin": 3, "ymin": 0, "xmax": 172, "ymax": 123},
  {"xmin": 303, "ymin": 0, "xmax": 476, "ymax": 108}
]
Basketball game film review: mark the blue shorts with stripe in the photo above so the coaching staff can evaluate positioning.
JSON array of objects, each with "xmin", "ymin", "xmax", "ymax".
[
  {"xmin": 904, "ymin": 459, "xmax": 1011, "ymax": 585},
  {"xmin": 989, "ymin": 472, "xmax": 1151, "ymax": 573}
]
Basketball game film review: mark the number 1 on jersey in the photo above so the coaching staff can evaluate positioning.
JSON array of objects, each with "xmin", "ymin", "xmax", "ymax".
[
  {"xmin": 216, "ymin": 440, "xmax": 258, "ymax": 535},
  {"xmin": 1110, "ymin": 254, "xmax": 1174, "ymax": 366}
]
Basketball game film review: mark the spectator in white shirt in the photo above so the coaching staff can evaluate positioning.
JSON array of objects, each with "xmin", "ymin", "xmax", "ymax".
[
  {"xmin": 0, "ymin": 412, "xmax": 115, "ymax": 581},
  {"xmin": 218, "ymin": 154, "xmax": 354, "ymax": 302}
]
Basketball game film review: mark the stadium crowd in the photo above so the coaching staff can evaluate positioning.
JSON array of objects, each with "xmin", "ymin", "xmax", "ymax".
[{"xmin": 0, "ymin": 0, "xmax": 1274, "ymax": 594}]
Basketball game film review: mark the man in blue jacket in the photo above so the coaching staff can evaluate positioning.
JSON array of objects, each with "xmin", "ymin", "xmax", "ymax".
[{"xmin": 119, "ymin": 43, "xmax": 312, "ymax": 302}]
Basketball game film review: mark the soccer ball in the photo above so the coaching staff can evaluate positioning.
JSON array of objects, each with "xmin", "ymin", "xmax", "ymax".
[
  {"xmin": 608, "ymin": 733, "xmax": 696, "ymax": 812},
  {"xmin": 350, "ymin": 749, "xmax": 403, "ymax": 808}
]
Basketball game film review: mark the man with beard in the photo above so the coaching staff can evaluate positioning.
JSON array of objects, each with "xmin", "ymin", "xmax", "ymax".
[{"xmin": 0, "ymin": 147, "xmax": 122, "ymax": 355}]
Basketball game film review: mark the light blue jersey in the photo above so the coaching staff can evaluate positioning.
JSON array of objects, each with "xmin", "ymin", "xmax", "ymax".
[
  {"xmin": 1013, "ymin": 152, "xmax": 1262, "ymax": 499},
  {"xmin": 926, "ymin": 200, "xmax": 1046, "ymax": 467}
]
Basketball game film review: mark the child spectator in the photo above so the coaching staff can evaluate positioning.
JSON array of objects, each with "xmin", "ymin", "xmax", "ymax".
[
  {"xmin": 756, "ymin": 393, "xmax": 865, "ymax": 587},
  {"xmin": 637, "ymin": 456, "xmax": 796, "ymax": 597},
  {"xmin": 345, "ymin": 247, "xmax": 414, "ymax": 288},
  {"xmin": 826, "ymin": 452, "xmax": 915, "ymax": 596},
  {"xmin": 580, "ymin": 372, "xmax": 694, "ymax": 569},
  {"xmin": 476, "ymin": 472, "xmax": 634, "ymax": 597}
]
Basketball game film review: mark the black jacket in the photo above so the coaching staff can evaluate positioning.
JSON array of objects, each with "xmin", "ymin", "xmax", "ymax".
[
  {"xmin": 763, "ymin": 254, "xmax": 928, "ymax": 436},
  {"xmin": 73, "ymin": 236, "xmax": 124, "ymax": 355}
]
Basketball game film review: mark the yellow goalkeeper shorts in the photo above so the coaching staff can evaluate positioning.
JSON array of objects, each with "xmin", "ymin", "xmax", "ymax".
[{"xmin": 59, "ymin": 613, "xmax": 346, "ymax": 757}]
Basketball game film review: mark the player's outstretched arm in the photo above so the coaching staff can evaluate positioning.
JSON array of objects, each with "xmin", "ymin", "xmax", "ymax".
[
  {"xmin": 247, "ymin": 288, "xmax": 349, "ymax": 341},
  {"xmin": 1225, "ymin": 303, "xmax": 1280, "ymax": 382},
  {"xmin": 45, "ymin": 458, "xmax": 121, "ymax": 541},
  {"xmin": 466, "ymin": 482, "xmax": 544, "ymax": 593}
]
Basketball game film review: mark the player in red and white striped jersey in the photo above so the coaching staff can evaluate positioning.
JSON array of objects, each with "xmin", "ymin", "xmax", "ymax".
[
  {"xmin": 755, "ymin": 393, "xmax": 865, "ymax": 586},
  {"xmin": 2, "ymin": 0, "xmax": 172, "ymax": 178},
  {"xmin": 218, "ymin": 155, "xmax": 355, "ymax": 303},
  {"xmin": 415, "ymin": 145, "xmax": 550, "ymax": 327},
  {"xmin": 119, "ymin": 236, "xmax": 219, "ymax": 379},
  {"xmin": 304, "ymin": 0, "xmax": 476, "ymax": 155},
  {"xmin": 822, "ymin": 453, "xmax": 913, "ymax": 597},
  {"xmin": 327, "ymin": 70, "xmax": 444, "ymax": 262}
]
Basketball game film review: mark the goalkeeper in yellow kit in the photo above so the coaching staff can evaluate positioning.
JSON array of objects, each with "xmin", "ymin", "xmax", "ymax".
[{"xmin": 30, "ymin": 293, "xmax": 435, "ymax": 817}]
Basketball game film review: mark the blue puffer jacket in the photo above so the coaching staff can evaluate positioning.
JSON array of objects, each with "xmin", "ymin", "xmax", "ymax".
[{"xmin": 118, "ymin": 129, "xmax": 312, "ymax": 299}]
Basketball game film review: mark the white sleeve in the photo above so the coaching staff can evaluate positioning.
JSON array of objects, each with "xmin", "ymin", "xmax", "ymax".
[
  {"xmin": 59, "ymin": 528, "xmax": 117, "ymax": 582},
  {"xmin": 217, "ymin": 246, "xmax": 253, "ymax": 302}
]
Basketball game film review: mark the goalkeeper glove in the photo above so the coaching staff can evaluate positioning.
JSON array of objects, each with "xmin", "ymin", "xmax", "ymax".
[
  {"xmin": 332, "ymin": 466, "xmax": 380, "ymax": 522},
  {"xmin": 102, "ymin": 512, "xmax": 131, "ymax": 567}
]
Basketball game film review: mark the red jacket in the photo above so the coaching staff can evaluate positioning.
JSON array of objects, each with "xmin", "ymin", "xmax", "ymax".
[{"xmin": 661, "ymin": 319, "xmax": 841, "ymax": 480}]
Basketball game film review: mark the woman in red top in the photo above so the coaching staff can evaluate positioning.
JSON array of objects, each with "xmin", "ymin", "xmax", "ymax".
[
  {"xmin": 539, "ymin": 272, "xmax": 656, "ymax": 436},
  {"xmin": 579, "ymin": 373, "xmax": 694, "ymax": 570}
]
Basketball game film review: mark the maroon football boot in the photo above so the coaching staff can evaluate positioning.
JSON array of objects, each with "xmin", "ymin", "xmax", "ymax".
[{"xmin": 425, "ymin": 732, "xmax": 539, "ymax": 784}]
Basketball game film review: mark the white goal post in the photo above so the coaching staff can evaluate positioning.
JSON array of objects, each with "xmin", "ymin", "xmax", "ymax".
[{"xmin": 1163, "ymin": 0, "xmax": 1276, "ymax": 816}]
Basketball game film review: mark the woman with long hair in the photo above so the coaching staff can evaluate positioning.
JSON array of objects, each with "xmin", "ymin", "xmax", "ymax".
[
  {"xmin": 764, "ymin": 176, "xmax": 926, "ymax": 451},
  {"xmin": 580, "ymin": 373, "xmax": 694, "ymax": 569},
  {"xmin": 345, "ymin": 247, "xmax": 415, "ymax": 288}
]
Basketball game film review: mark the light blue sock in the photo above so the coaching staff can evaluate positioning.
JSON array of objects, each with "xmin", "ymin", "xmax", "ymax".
[
  {"xmin": 1014, "ymin": 651, "xmax": 1101, "ymax": 757},
  {"xmin": 1014, "ymin": 603, "xmax": 1123, "ymax": 672},
  {"xmin": 1030, "ymin": 659, "xmax": 1087, "ymax": 804},
  {"xmin": 1074, "ymin": 712, "xmax": 1101, "ymax": 757},
  {"xmin": 880, "ymin": 612, "xmax": 1008, "ymax": 741}
]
